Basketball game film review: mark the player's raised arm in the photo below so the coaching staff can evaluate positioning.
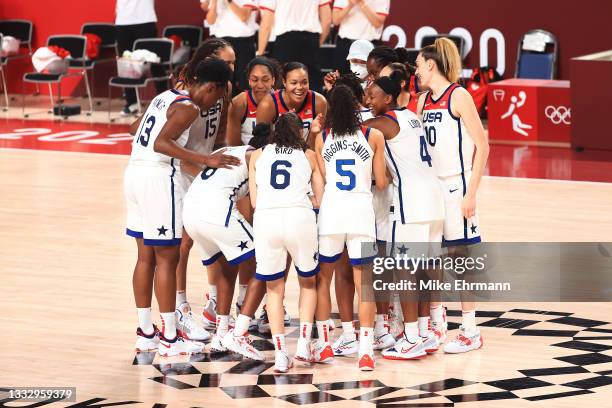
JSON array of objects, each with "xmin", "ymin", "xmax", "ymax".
[{"xmin": 306, "ymin": 149, "xmax": 324, "ymax": 208}]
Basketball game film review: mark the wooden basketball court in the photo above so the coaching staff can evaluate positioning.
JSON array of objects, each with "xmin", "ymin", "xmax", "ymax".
[{"xmin": 2, "ymin": 146, "xmax": 611, "ymax": 407}]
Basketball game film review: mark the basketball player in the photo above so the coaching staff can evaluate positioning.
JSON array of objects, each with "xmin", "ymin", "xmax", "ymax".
[
  {"xmin": 363, "ymin": 77, "xmax": 445, "ymax": 360},
  {"xmin": 182, "ymin": 124, "xmax": 271, "ymax": 361},
  {"xmin": 173, "ymin": 39, "xmax": 237, "ymax": 340},
  {"xmin": 249, "ymin": 113, "xmax": 325, "ymax": 373},
  {"xmin": 312, "ymin": 85, "xmax": 388, "ymax": 371},
  {"xmin": 380, "ymin": 62, "xmax": 419, "ymax": 113},
  {"xmin": 365, "ymin": 45, "xmax": 398, "ymax": 84},
  {"xmin": 227, "ymin": 57, "xmax": 293, "ymax": 333},
  {"xmin": 126, "ymin": 58, "xmax": 240, "ymax": 356},
  {"xmin": 256, "ymin": 62, "xmax": 328, "ymax": 147},
  {"xmin": 416, "ymin": 38, "xmax": 489, "ymax": 353}
]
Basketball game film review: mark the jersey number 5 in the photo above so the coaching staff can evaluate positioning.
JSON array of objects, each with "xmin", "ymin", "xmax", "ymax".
[
  {"xmin": 270, "ymin": 160, "xmax": 291, "ymax": 189},
  {"xmin": 138, "ymin": 115, "xmax": 156, "ymax": 147},
  {"xmin": 335, "ymin": 159, "xmax": 356, "ymax": 191}
]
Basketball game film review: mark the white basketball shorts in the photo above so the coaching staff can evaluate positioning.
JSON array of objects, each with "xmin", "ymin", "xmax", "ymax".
[
  {"xmin": 253, "ymin": 207, "xmax": 319, "ymax": 281},
  {"xmin": 124, "ymin": 164, "xmax": 183, "ymax": 246},
  {"xmin": 439, "ymin": 171, "xmax": 481, "ymax": 246}
]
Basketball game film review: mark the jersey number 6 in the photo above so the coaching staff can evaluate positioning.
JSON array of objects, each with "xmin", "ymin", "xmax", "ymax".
[
  {"xmin": 138, "ymin": 115, "xmax": 156, "ymax": 147},
  {"xmin": 270, "ymin": 160, "xmax": 292, "ymax": 189},
  {"xmin": 335, "ymin": 159, "xmax": 356, "ymax": 191}
]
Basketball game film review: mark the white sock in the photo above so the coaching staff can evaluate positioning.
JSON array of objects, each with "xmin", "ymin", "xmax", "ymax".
[
  {"xmin": 160, "ymin": 312, "xmax": 177, "ymax": 339},
  {"xmin": 237, "ymin": 284, "xmax": 248, "ymax": 306},
  {"xmin": 462, "ymin": 310, "xmax": 477, "ymax": 335},
  {"xmin": 341, "ymin": 321, "xmax": 356, "ymax": 340},
  {"xmin": 216, "ymin": 315, "xmax": 229, "ymax": 336},
  {"xmin": 418, "ymin": 317, "xmax": 429, "ymax": 337},
  {"xmin": 137, "ymin": 308, "xmax": 154, "ymax": 335},
  {"xmin": 208, "ymin": 285, "xmax": 217, "ymax": 302},
  {"xmin": 430, "ymin": 305, "xmax": 444, "ymax": 325},
  {"xmin": 374, "ymin": 314, "xmax": 387, "ymax": 335},
  {"xmin": 176, "ymin": 290, "xmax": 187, "ymax": 306},
  {"xmin": 300, "ymin": 322, "xmax": 313, "ymax": 341},
  {"xmin": 234, "ymin": 314, "xmax": 251, "ymax": 336},
  {"xmin": 404, "ymin": 321, "xmax": 419, "ymax": 343},
  {"xmin": 359, "ymin": 327, "xmax": 374, "ymax": 355},
  {"xmin": 272, "ymin": 333, "xmax": 286, "ymax": 351},
  {"xmin": 316, "ymin": 320, "xmax": 330, "ymax": 344}
]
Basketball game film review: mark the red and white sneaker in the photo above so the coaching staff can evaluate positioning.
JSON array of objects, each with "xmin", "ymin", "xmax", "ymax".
[
  {"xmin": 200, "ymin": 294, "xmax": 217, "ymax": 330},
  {"xmin": 312, "ymin": 341, "xmax": 334, "ymax": 363},
  {"xmin": 176, "ymin": 303, "xmax": 211, "ymax": 342},
  {"xmin": 421, "ymin": 330, "xmax": 440, "ymax": 353},
  {"xmin": 443, "ymin": 327, "xmax": 483, "ymax": 354},
  {"xmin": 382, "ymin": 336, "xmax": 428, "ymax": 360},
  {"xmin": 158, "ymin": 333, "xmax": 204, "ymax": 357},
  {"xmin": 135, "ymin": 325, "xmax": 160, "ymax": 352},
  {"xmin": 358, "ymin": 352, "xmax": 375, "ymax": 371},
  {"xmin": 222, "ymin": 329, "xmax": 264, "ymax": 361},
  {"xmin": 274, "ymin": 350, "xmax": 294, "ymax": 373},
  {"xmin": 209, "ymin": 333, "xmax": 228, "ymax": 353},
  {"xmin": 294, "ymin": 338, "xmax": 313, "ymax": 362},
  {"xmin": 429, "ymin": 307, "xmax": 448, "ymax": 343}
]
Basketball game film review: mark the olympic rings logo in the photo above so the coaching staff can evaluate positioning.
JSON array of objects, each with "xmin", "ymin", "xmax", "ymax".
[{"xmin": 545, "ymin": 106, "xmax": 571, "ymax": 125}]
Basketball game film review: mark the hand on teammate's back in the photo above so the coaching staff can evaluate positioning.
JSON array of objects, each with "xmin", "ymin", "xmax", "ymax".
[{"xmin": 204, "ymin": 148, "xmax": 242, "ymax": 169}]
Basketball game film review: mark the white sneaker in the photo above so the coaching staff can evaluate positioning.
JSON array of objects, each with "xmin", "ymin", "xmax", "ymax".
[
  {"xmin": 201, "ymin": 295, "xmax": 217, "ymax": 330},
  {"xmin": 209, "ymin": 333, "xmax": 228, "ymax": 353},
  {"xmin": 257, "ymin": 307, "xmax": 270, "ymax": 334},
  {"xmin": 158, "ymin": 334, "xmax": 204, "ymax": 357},
  {"xmin": 222, "ymin": 329, "xmax": 264, "ymax": 361},
  {"xmin": 312, "ymin": 341, "xmax": 334, "ymax": 363},
  {"xmin": 327, "ymin": 318, "xmax": 335, "ymax": 332},
  {"xmin": 294, "ymin": 338, "xmax": 313, "ymax": 362},
  {"xmin": 382, "ymin": 335, "xmax": 428, "ymax": 360},
  {"xmin": 284, "ymin": 307, "xmax": 292, "ymax": 326},
  {"xmin": 373, "ymin": 332, "xmax": 396, "ymax": 350},
  {"xmin": 119, "ymin": 103, "xmax": 138, "ymax": 116},
  {"xmin": 332, "ymin": 333, "xmax": 359, "ymax": 356},
  {"xmin": 176, "ymin": 303, "xmax": 211, "ymax": 342},
  {"xmin": 388, "ymin": 305, "xmax": 404, "ymax": 340},
  {"xmin": 443, "ymin": 326, "xmax": 483, "ymax": 354},
  {"xmin": 274, "ymin": 350, "xmax": 294, "ymax": 373},
  {"xmin": 421, "ymin": 330, "xmax": 440, "ymax": 353},
  {"xmin": 135, "ymin": 325, "xmax": 159, "ymax": 352}
]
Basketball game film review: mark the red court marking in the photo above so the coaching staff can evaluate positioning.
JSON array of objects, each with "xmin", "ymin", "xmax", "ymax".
[
  {"xmin": 0, "ymin": 118, "xmax": 132, "ymax": 155},
  {"xmin": 2, "ymin": 118, "xmax": 612, "ymax": 183}
]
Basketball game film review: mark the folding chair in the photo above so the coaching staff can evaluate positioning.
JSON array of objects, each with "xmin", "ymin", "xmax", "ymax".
[
  {"xmin": 515, "ymin": 29, "xmax": 558, "ymax": 79},
  {"xmin": 162, "ymin": 25, "xmax": 203, "ymax": 49},
  {"xmin": 0, "ymin": 19, "xmax": 34, "ymax": 110},
  {"xmin": 108, "ymin": 38, "xmax": 174, "ymax": 122},
  {"xmin": 79, "ymin": 23, "xmax": 117, "ymax": 105},
  {"xmin": 22, "ymin": 35, "xmax": 93, "ymax": 118}
]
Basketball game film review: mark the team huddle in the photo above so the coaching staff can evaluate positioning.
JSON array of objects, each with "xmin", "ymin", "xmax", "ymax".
[{"xmin": 124, "ymin": 37, "xmax": 489, "ymax": 373}]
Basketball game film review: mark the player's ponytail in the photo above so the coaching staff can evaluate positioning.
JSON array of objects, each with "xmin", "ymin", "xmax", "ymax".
[
  {"xmin": 272, "ymin": 113, "xmax": 308, "ymax": 151},
  {"xmin": 249, "ymin": 123, "xmax": 271, "ymax": 149},
  {"xmin": 325, "ymin": 84, "xmax": 361, "ymax": 138},
  {"xmin": 420, "ymin": 38, "xmax": 462, "ymax": 83}
]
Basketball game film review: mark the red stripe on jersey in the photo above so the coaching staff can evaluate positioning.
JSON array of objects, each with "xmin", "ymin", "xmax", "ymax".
[
  {"xmin": 319, "ymin": 1, "xmax": 332, "ymax": 7},
  {"xmin": 246, "ymin": 90, "xmax": 258, "ymax": 118},
  {"xmin": 259, "ymin": 6, "xmax": 274, "ymax": 12}
]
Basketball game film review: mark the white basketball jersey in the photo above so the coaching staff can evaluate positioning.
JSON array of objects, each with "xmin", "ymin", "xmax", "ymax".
[
  {"xmin": 360, "ymin": 108, "xmax": 374, "ymax": 122},
  {"xmin": 318, "ymin": 127, "xmax": 375, "ymax": 236},
  {"xmin": 422, "ymin": 83, "xmax": 475, "ymax": 178},
  {"xmin": 255, "ymin": 143, "xmax": 313, "ymax": 210},
  {"xmin": 184, "ymin": 97, "xmax": 224, "ymax": 155},
  {"xmin": 129, "ymin": 89, "xmax": 191, "ymax": 169},
  {"xmin": 383, "ymin": 108, "xmax": 445, "ymax": 223},
  {"xmin": 184, "ymin": 146, "xmax": 250, "ymax": 226}
]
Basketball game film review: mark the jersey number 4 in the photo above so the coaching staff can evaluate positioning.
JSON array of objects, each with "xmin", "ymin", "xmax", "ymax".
[
  {"xmin": 336, "ymin": 159, "xmax": 356, "ymax": 191},
  {"xmin": 138, "ymin": 115, "xmax": 156, "ymax": 147},
  {"xmin": 270, "ymin": 160, "xmax": 291, "ymax": 189},
  {"xmin": 420, "ymin": 136, "xmax": 432, "ymax": 167}
]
